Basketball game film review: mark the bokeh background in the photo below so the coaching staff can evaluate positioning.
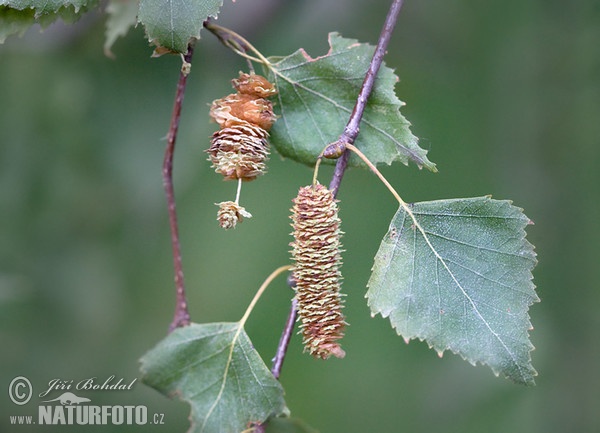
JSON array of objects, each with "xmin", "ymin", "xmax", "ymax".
[{"xmin": 1, "ymin": 0, "xmax": 599, "ymax": 432}]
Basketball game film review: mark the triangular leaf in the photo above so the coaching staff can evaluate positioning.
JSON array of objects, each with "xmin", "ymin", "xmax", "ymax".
[
  {"xmin": 267, "ymin": 32, "xmax": 436, "ymax": 171},
  {"xmin": 140, "ymin": 322, "xmax": 288, "ymax": 433},
  {"xmin": 367, "ymin": 197, "xmax": 538, "ymax": 384},
  {"xmin": 137, "ymin": 0, "xmax": 223, "ymax": 54}
]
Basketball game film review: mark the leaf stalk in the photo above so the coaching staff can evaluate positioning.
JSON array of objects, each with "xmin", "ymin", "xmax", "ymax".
[
  {"xmin": 204, "ymin": 21, "xmax": 273, "ymax": 68},
  {"xmin": 239, "ymin": 265, "xmax": 292, "ymax": 328}
]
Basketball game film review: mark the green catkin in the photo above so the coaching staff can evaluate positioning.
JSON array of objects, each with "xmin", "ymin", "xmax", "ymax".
[{"xmin": 290, "ymin": 183, "xmax": 346, "ymax": 359}]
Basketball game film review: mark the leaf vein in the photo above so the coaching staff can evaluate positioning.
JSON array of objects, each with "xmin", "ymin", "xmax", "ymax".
[
  {"xmin": 441, "ymin": 256, "xmax": 533, "ymax": 298},
  {"xmin": 406, "ymin": 209, "xmax": 523, "ymax": 374},
  {"xmin": 413, "ymin": 211, "xmax": 525, "ymax": 221},
  {"xmin": 423, "ymin": 230, "xmax": 529, "ymax": 259}
]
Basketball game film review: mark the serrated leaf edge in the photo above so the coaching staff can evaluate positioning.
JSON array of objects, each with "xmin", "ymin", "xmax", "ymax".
[
  {"xmin": 269, "ymin": 32, "xmax": 436, "ymax": 171},
  {"xmin": 0, "ymin": 0, "xmax": 96, "ymax": 16},
  {"xmin": 140, "ymin": 323, "xmax": 287, "ymax": 432},
  {"xmin": 137, "ymin": 0, "xmax": 223, "ymax": 53},
  {"xmin": 367, "ymin": 196, "xmax": 538, "ymax": 384}
]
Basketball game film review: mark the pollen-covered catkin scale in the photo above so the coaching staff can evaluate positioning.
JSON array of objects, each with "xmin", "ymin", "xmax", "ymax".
[{"xmin": 290, "ymin": 183, "xmax": 346, "ymax": 359}]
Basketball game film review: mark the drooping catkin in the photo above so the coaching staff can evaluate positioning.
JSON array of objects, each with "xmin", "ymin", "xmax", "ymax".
[
  {"xmin": 206, "ymin": 72, "xmax": 277, "ymax": 229},
  {"xmin": 207, "ymin": 121, "xmax": 270, "ymax": 181},
  {"xmin": 207, "ymin": 72, "xmax": 277, "ymax": 182},
  {"xmin": 290, "ymin": 183, "xmax": 346, "ymax": 359}
]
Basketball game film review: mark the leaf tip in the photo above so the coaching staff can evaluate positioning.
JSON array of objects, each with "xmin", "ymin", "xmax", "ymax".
[{"xmin": 425, "ymin": 162, "xmax": 438, "ymax": 173}]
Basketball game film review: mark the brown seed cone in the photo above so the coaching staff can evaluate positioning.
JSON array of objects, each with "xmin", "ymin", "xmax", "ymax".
[
  {"xmin": 207, "ymin": 121, "xmax": 270, "ymax": 181},
  {"xmin": 232, "ymin": 72, "xmax": 277, "ymax": 98},
  {"xmin": 290, "ymin": 183, "xmax": 346, "ymax": 359},
  {"xmin": 210, "ymin": 93, "xmax": 276, "ymax": 131},
  {"xmin": 233, "ymin": 98, "xmax": 276, "ymax": 131},
  {"xmin": 209, "ymin": 93, "xmax": 248, "ymax": 127},
  {"xmin": 216, "ymin": 201, "xmax": 252, "ymax": 229}
]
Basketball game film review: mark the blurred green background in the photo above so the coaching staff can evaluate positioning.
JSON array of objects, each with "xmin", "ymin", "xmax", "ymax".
[{"xmin": 1, "ymin": 0, "xmax": 599, "ymax": 432}]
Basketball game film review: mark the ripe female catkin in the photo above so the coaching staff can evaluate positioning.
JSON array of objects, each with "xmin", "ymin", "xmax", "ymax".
[
  {"xmin": 207, "ymin": 72, "xmax": 277, "ymax": 182},
  {"xmin": 207, "ymin": 72, "xmax": 277, "ymax": 229},
  {"xmin": 207, "ymin": 121, "xmax": 270, "ymax": 181},
  {"xmin": 290, "ymin": 183, "xmax": 346, "ymax": 359}
]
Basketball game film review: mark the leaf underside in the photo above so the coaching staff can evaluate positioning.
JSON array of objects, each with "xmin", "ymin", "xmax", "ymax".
[
  {"xmin": 140, "ymin": 322, "xmax": 287, "ymax": 433},
  {"xmin": 367, "ymin": 196, "xmax": 538, "ymax": 385},
  {"xmin": 267, "ymin": 32, "xmax": 436, "ymax": 171},
  {"xmin": 137, "ymin": 0, "xmax": 223, "ymax": 54},
  {"xmin": 0, "ymin": 0, "xmax": 98, "ymax": 43}
]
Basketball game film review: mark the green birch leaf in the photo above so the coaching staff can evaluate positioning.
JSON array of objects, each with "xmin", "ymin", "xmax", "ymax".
[
  {"xmin": 0, "ymin": 0, "xmax": 93, "ymax": 14},
  {"xmin": 104, "ymin": 0, "xmax": 138, "ymax": 57},
  {"xmin": 367, "ymin": 196, "xmax": 538, "ymax": 385},
  {"xmin": 137, "ymin": 0, "xmax": 222, "ymax": 54},
  {"xmin": 267, "ymin": 32, "xmax": 436, "ymax": 171},
  {"xmin": 140, "ymin": 322, "xmax": 288, "ymax": 433},
  {"xmin": 0, "ymin": 0, "xmax": 98, "ymax": 43}
]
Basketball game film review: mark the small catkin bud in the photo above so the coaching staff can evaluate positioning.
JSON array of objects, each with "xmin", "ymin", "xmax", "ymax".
[
  {"xmin": 290, "ymin": 183, "xmax": 346, "ymax": 359},
  {"xmin": 216, "ymin": 201, "xmax": 252, "ymax": 229},
  {"xmin": 232, "ymin": 72, "xmax": 278, "ymax": 98},
  {"xmin": 207, "ymin": 121, "xmax": 270, "ymax": 181}
]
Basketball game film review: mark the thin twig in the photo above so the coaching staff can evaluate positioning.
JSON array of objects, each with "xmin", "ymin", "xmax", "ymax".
[
  {"xmin": 270, "ymin": 0, "xmax": 406, "ymax": 384},
  {"xmin": 165, "ymin": 45, "xmax": 194, "ymax": 332},
  {"xmin": 271, "ymin": 298, "xmax": 297, "ymax": 379},
  {"xmin": 329, "ymin": 0, "xmax": 404, "ymax": 197}
]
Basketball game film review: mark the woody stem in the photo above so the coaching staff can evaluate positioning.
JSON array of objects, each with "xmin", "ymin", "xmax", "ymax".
[
  {"xmin": 165, "ymin": 44, "xmax": 194, "ymax": 332},
  {"xmin": 329, "ymin": 0, "xmax": 404, "ymax": 197}
]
